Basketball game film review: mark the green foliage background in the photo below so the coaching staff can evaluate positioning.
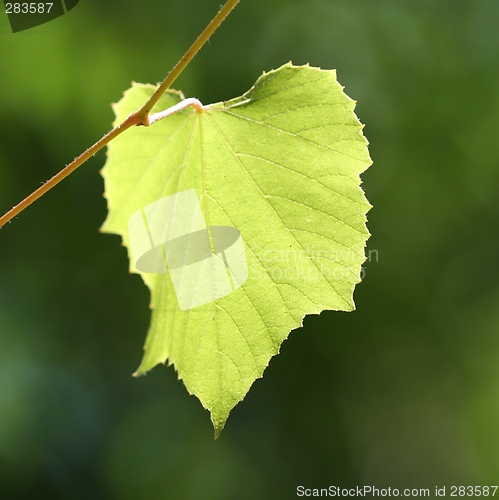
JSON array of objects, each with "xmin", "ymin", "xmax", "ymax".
[{"xmin": 1, "ymin": 0, "xmax": 499, "ymax": 497}]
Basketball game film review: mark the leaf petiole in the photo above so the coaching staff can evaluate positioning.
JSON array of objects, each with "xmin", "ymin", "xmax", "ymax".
[{"xmin": 148, "ymin": 98, "xmax": 206, "ymax": 125}]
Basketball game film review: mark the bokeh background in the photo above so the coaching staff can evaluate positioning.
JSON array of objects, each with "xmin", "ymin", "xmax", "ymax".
[{"xmin": 1, "ymin": 0, "xmax": 499, "ymax": 498}]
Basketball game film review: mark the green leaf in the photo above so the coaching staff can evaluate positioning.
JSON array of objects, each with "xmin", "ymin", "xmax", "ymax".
[{"xmin": 101, "ymin": 63, "xmax": 372, "ymax": 437}]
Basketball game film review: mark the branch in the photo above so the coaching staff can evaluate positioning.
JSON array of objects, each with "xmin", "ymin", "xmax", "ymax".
[
  {"xmin": 0, "ymin": 0, "xmax": 240, "ymax": 229},
  {"xmin": 135, "ymin": 0, "xmax": 240, "ymax": 124}
]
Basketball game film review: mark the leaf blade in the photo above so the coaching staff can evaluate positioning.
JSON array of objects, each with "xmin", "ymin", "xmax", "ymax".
[{"xmin": 102, "ymin": 63, "xmax": 372, "ymax": 436}]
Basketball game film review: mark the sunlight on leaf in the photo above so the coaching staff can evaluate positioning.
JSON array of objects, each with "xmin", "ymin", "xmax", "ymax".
[{"xmin": 101, "ymin": 63, "xmax": 372, "ymax": 437}]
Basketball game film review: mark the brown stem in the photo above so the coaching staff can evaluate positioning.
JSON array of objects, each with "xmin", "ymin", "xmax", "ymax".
[
  {"xmin": 135, "ymin": 0, "xmax": 241, "ymax": 123},
  {"xmin": 0, "ymin": 0, "xmax": 241, "ymax": 228},
  {"xmin": 0, "ymin": 114, "xmax": 138, "ymax": 228}
]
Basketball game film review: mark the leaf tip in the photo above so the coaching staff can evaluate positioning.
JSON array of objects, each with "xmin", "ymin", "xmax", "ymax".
[
  {"xmin": 213, "ymin": 422, "xmax": 226, "ymax": 440},
  {"xmin": 209, "ymin": 408, "xmax": 230, "ymax": 439}
]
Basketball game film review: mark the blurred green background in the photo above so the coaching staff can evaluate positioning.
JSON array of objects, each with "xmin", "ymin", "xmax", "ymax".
[{"xmin": 1, "ymin": 0, "xmax": 499, "ymax": 498}]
